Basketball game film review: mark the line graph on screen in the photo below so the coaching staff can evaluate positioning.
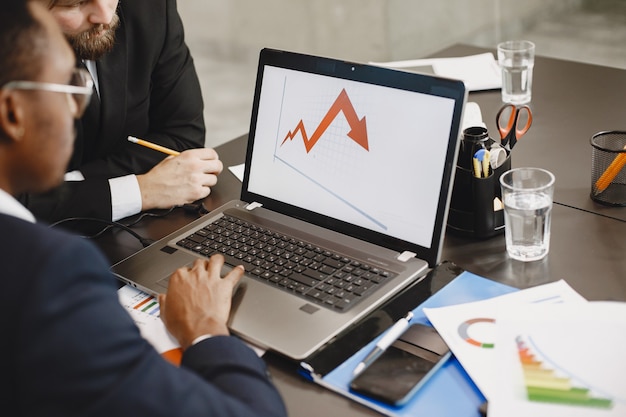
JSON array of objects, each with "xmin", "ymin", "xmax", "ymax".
[{"xmin": 280, "ymin": 88, "xmax": 369, "ymax": 153}]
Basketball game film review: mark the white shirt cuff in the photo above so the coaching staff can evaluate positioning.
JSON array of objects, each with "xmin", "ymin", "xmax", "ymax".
[
  {"xmin": 191, "ymin": 334, "xmax": 213, "ymax": 346},
  {"xmin": 64, "ymin": 170, "xmax": 85, "ymax": 181},
  {"xmin": 109, "ymin": 175, "xmax": 142, "ymax": 221}
]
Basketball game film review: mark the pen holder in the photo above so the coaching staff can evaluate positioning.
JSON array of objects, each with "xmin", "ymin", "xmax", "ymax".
[
  {"xmin": 447, "ymin": 127, "xmax": 510, "ymax": 238},
  {"xmin": 590, "ymin": 131, "xmax": 626, "ymax": 206}
]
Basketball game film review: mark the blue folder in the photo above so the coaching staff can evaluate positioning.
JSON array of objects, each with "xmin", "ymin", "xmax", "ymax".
[{"xmin": 299, "ymin": 269, "xmax": 518, "ymax": 417}]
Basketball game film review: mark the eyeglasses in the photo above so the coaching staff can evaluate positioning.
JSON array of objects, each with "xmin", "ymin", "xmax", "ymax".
[{"xmin": 1, "ymin": 68, "xmax": 93, "ymax": 118}]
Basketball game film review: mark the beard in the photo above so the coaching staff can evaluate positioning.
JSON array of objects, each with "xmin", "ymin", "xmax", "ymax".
[{"xmin": 66, "ymin": 12, "xmax": 120, "ymax": 61}]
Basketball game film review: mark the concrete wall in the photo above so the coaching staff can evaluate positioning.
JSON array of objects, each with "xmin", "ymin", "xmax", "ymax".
[{"xmin": 181, "ymin": 0, "xmax": 582, "ymax": 63}]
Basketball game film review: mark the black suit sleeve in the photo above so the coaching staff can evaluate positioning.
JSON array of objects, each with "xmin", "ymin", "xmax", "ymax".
[{"xmin": 18, "ymin": 178, "xmax": 112, "ymax": 223}]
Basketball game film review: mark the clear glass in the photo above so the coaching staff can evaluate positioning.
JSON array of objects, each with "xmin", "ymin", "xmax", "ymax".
[
  {"xmin": 500, "ymin": 167, "xmax": 554, "ymax": 262},
  {"xmin": 497, "ymin": 40, "xmax": 535, "ymax": 105},
  {"xmin": 1, "ymin": 68, "xmax": 93, "ymax": 118}
]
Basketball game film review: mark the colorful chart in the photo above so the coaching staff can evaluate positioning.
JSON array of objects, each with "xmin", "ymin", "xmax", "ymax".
[
  {"xmin": 457, "ymin": 317, "xmax": 495, "ymax": 348},
  {"xmin": 515, "ymin": 335, "xmax": 613, "ymax": 409},
  {"xmin": 132, "ymin": 295, "xmax": 160, "ymax": 316}
]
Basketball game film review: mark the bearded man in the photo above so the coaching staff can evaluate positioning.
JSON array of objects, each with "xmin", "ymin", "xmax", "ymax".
[{"xmin": 20, "ymin": 0, "xmax": 223, "ymax": 228}]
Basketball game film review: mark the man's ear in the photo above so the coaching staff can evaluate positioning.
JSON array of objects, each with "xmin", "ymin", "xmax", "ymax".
[{"xmin": 0, "ymin": 90, "xmax": 26, "ymax": 142}]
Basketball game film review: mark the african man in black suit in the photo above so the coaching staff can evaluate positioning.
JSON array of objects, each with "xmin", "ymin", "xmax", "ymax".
[{"xmin": 0, "ymin": 1, "xmax": 287, "ymax": 415}]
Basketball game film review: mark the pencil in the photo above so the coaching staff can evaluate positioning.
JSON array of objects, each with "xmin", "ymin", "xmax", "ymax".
[
  {"xmin": 473, "ymin": 157, "xmax": 482, "ymax": 178},
  {"xmin": 594, "ymin": 145, "xmax": 626, "ymax": 194},
  {"xmin": 482, "ymin": 150, "xmax": 490, "ymax": 177},
  {"xmin": 127, "ymin": 136, "xmax": 180, "ymax": 156}
]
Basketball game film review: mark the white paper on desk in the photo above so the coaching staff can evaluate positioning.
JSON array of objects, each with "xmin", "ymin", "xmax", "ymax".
[
  {"xmin": 423, "ymin": 280, "xmax": 587, "ymax": 401},
  {"xmin": 462, "ymin": 102, "xmax": 486, "ymax": 131},
  {"xmin": 489, "ymin": 301, "xmax": 626, "ymax": 417},
  {"xmin": 228, "ymin": 163, "xmax": 245, "ymax": 182},
  {"xmin": 126, "ymin": 308, "xmax": 180, "ymax": 353},
  {"xmin": 370, "ymin": 53, "xmax": 501, "ymax": 92},
  {"xmin": 118, "ymin": 285, "xmax": 180, "ymax": 354}
]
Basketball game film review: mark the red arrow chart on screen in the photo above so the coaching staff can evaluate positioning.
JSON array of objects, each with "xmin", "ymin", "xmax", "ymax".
[{"xmin": 281, "ymin": 88, "xmax": 369, "ymax": 153}]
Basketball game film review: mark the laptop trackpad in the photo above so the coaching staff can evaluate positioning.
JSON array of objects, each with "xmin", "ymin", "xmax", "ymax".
[{"xmin": 155, "ymin": 260, "xmax": 237, "ymax": 290}]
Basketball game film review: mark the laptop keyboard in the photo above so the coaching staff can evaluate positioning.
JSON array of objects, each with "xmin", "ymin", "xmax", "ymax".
[{"xmin": 175, "ymin": 214, "xmax": 396, "ymax": 312}]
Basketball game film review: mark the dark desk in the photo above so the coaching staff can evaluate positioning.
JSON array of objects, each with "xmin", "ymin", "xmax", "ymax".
[{"xmin": 99, "ymin": 46, "xmax": 626, "ymax": 417}]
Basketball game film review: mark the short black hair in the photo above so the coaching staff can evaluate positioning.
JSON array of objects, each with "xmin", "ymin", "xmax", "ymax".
[{"xmin": 0, "ymin": 0, "xmax": 48, "ymax": 87}]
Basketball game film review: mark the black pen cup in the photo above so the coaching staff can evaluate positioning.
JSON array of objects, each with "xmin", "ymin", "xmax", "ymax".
[
  {"xmin": 590, "ymin": 131, "xmax": 626, "ymax": 206},
  {"xmin": 447, "ymin": 127, "xmax": 510, "ymax": 238},
  {"xmin": 457, "ymin": 126, "xmax": 492, "ymax": 170}
]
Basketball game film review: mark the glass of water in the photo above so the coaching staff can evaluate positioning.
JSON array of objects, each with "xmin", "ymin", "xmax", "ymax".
[
  {"xmin": 500, "ymin": 167, "xmax": 555, "ymax": 262},
  {"xmin": 497, "ymin": 40, "xmax": 535, "ymax": 105}
]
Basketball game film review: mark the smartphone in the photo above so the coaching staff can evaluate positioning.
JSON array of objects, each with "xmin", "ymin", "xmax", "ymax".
[{"xmin": 349, "ymin": 323, "xmax": 450, "ymax": 406}]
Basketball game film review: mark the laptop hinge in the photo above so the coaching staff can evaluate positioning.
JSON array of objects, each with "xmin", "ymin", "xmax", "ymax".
[
  {"xmin": 245, "ymin": 202, "xmax": 263, "ymax": 211},
  {"xmin": 397, "ymin": 251, "xmax": 417, "ymax": 262}
]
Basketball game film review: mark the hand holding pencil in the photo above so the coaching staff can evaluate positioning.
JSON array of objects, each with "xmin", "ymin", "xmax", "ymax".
[{"xmin": 128, "ymin": 135, "xmax": 223, "ymax": 211}]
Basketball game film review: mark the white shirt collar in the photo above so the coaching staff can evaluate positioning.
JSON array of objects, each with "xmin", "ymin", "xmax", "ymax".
[
  {"xmin": 0, "ymin": 188, "xmax": 36, "ymax": 223},
  {"xmin": 83, "ymin": 59, "xmax": 100, "ymax": 97}
]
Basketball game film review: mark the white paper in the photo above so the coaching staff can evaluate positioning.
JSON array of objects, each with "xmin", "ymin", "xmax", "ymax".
[
  {"xmin": 462, "ymin": 102, "xmax": 486, "ymax": 131},
  {"xmin": 228, "ymin": 163, "xmax": 245, "ymax": 182},
  {"xmin": 118, "ymin": 285, "xmax": 180, "ymax": 355},
  {"xmin": 370, "ymin": 53, "xmax": 502, "ymax": 92},
  {"xmin": 489, "ymin": 301, "xmax": 626, "ymax": 417},
  {"xmin": 423, "ymin": 280, "xmax": 587, "ymax": 401}
]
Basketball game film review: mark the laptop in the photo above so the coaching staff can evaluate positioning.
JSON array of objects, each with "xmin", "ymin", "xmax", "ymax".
[{"xmin": 112, "ymin": 48, "xmax": 467, "ymax": 360}]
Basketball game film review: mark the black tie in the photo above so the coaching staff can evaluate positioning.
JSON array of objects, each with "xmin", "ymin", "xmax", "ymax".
[{"xmin": 78, "ymin": 60, "xmax": 101, "ymax": 161}]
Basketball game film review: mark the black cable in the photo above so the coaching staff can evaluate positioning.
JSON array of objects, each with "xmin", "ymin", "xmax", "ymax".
[
  {"xmin": 48, "ymin": 203, "xmax": 208, "ymax": 246},
  {"xmin": 49, "ymin": 217, "xmax": 155, "ymax": 247}
]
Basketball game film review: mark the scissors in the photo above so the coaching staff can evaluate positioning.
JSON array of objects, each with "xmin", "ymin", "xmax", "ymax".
[{"xmin": 496, "ymin": 104, "xmax": 533, "ymax": 150}]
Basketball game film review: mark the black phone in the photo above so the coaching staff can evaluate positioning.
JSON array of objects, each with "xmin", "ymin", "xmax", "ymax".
[{"xmin": 349, "ymin": 323, "xmax": 450, "ymax": 406}]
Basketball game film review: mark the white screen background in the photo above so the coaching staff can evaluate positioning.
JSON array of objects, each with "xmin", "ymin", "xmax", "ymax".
[{"xmin": 247, "ymin": 66, "xmax": 454, "ymax": 248}]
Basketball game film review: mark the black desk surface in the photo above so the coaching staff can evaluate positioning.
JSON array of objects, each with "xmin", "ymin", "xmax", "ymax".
[{"xmin": 98, "ymin": 45, "xmax": 626, "ymax": 417}]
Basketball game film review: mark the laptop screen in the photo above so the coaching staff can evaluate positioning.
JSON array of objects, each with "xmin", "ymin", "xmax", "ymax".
[{"xmin": 242, "ymin": 49, "xmax": 465, "ymax": 265}]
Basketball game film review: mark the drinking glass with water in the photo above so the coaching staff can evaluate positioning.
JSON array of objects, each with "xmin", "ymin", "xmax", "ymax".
[
  {"xmin": 497, "ymin": 40, "xmax": 535, "ymax": 105},
  {"xmin": 500, "ymin": 167, "xmax": 555, "ymax": 262}
]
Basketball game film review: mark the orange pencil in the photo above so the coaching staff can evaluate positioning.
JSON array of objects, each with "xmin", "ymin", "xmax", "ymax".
[
  {"xmin": 594, "ymin": 145, "xmax": 626, "ymax": 194},
  {"xmin": 127, "ymin": 135, "xmax": 180, "ymax": 156}
]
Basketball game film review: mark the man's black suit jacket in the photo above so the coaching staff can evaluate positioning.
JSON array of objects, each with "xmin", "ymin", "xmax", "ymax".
[
  {"xmin": 0, "ymin": 213, "xmax": 287, "ymax": 416},
  {"xmin": 19, "ymin": 0, "xmax": 205, "ymax": 223}
]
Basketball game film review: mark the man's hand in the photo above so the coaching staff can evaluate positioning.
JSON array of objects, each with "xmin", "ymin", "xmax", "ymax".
[
  {"xmin": 158, "ymin": 255, "xmax": 244, "ymax": 350},
  {"xmin": 137, "ymin": 148, "xmax": 223, "ymax": 211}
]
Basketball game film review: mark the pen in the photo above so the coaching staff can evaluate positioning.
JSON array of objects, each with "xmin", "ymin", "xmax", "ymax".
[
  {"xmin": 352, "ymin": 311, "xmax": 413, "ymax": 377},
  {"xmin": 127, "ymin": 135, "xmax": 180, "ymax": 156},
  {"xmin": 594, "ymin": 145, "xmax": 626, "ymax": 194}
]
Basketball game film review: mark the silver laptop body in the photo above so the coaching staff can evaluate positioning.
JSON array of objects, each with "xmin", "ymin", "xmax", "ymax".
[{"xmin": 112, "ymin": 48, "xmax": 467, "ymax": 360}]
